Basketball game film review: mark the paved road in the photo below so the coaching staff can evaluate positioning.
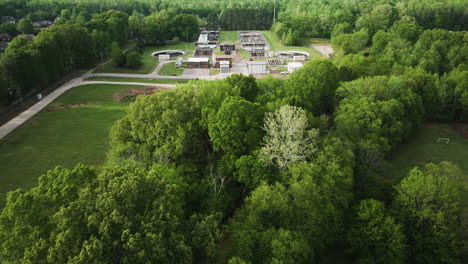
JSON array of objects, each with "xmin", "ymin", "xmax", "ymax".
[
  {"xmin": 80, "ymin": 81, "xmax": 176, "ymax": 89},
  {"xmin": 90, "ymin": 60, "xmax": 248, "ymax": 80},
  {"xmin": 0, "ymin": 59, "xmax": 247, "ymax": 141}
]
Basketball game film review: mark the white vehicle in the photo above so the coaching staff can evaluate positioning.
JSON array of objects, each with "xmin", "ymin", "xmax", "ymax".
[{"xmin": 280, "ymin": 71, "xmax": 289, "ymax": 75}]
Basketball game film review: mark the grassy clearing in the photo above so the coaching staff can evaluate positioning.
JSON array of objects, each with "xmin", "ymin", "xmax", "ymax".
[
  {"xmin": 94, "ymin": 46, "xmax": 159, "ymax": 74},
  {"xmin": 86, "ymin": 77, "xmax": 191, "ymax": 84},
  {"xmin": 385, "ymin": 123, "xmax": 468, "ymax": 181},
  {"xmin": 94, "ymin": 40, "xmax": 195, "ymax": 74},
  {"xmin": 219, "ymin": 31, "xmax": 239, "ymax": 44},
  {"xmin": 385, "ymin": 123, "xmax": 468, "ymax": 204},
  {"xmin": 158, "ymin": 62, "xmax": 183, "ymax": 76},
  {"xmin": 261, "ymin": 31, "xmax": 322, "ymax": 58},
  {"xmin": 0, "ymin": 84, "xmax": 136, "ymax": 206}
]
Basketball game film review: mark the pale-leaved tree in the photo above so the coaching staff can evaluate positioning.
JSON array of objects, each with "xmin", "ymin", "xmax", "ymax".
[{"xmin": 260, "ymin": 105, "xmax": 319, "ymax": 171}]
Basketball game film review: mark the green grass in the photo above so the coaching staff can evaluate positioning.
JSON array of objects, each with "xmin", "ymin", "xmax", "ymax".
[
  {"xmin": 86, "ymin": 77, "xmax": 191, "ymax": 84},
  {"xmin": 0, "ymin": 84, "xmax": 136, "ymax": 206},
  {"xmin": 93, "ymin": 40, "xmax": 195, "ymax": 74},
  {"xmin": 385, "ymin": 123, "xmax": 468, "ymax": 205},
  {"xmin": 158, "ymin": 62, "xmax": 183, "ymax": 76},
  {"xmin": 385, "ymin": 123, "xmax": 468, "ymax": 182},
  {"xmin": 219, "ymin": 31, "xmax": 239, "ymax": 44},
  {"xmin": 261, "ymin": 31, "xmax": 322, "ymax": 58},
  {"xmin": 385, "ymin": 123, "xmax": 468, "ymax": 225},
  {"xmin": 149, "ymin": 40, "xmax": 195, "ymax": 60},
  {"xmin": 94, "ymin": 46, "xmax": 159, "ymax": 74}
]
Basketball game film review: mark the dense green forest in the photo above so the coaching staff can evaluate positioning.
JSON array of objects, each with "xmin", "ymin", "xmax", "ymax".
[{"xmin": 0, "ymin": 0, "xmax": 467, "ymax": 263}]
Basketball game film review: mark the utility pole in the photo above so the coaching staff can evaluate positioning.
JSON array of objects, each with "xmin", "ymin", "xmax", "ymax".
[{"xmin": 186, "ymin": 29, "xmax": 188, "ymax": 52}]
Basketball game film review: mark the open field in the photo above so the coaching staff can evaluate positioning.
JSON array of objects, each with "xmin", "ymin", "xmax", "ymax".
[
  {"xmin": 385, "ymin": 123, "xmax": 468, "ymax": 181},
  {"xmin": 158, "ymin": 62, "xmax": 183, "ymax": 76},
  {"xmin": 94, "ymin": 40, "xmax": 196, "ymax": 74},
  {"xmin": 86, "ymin": 77, "xmax": 191, "ymax": 84},
  {"xmin": 94, "ymin": 46, "xmax": 159, "ymax": 74},
  {"xmin": 0, "ymin": 84, "xmax": 137, "ymax": 206},
  {"xmin": 219, "ymin": 31, "xmax": 239, "ymax": 43},
  {"xmin": 261, "ymin": 31, "xmax": 322, "ymax": 58},
  {"xmin": 385, "ymin": 123, "xmax": 468, "ymax": 203}
]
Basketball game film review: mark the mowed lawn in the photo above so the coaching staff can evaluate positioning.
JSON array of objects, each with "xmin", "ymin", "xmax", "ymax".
[
  {"xmin": 94, "ymin": 46, "xmax": 160, "ymax": 74},
  {"xmin": 385, "ymin": 123, "xmax": 468, "ymax": 203},
  {"xmin": 386, "ymin": 123, "xmax": 468, "ymax": 180},
  {"xmin": 94, "ymin": 40, "xmax": 196, "ymax": 74},
  {"xmin": 0, "ymin": 84, "xmax": 135, "ymax": 206},
  {"xmin": 158, "ymin": 62, "xmax": 183, "ymax": 76},
  {"xmin": 219, "ymin": 31, "xmax": 239, "ymax": 43},
  {"xmin": 261, "ymin": 31, "xmax": 322, "ymax": 58}
]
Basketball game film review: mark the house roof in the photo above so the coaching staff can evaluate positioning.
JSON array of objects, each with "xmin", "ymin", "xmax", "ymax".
[
  {"xmin": 0, "ymin": 34, "xmax": 11, "ymax": 40},
  {"xmin": 1, "ymin": 16, "xmax": 17, "ymax": 23}
]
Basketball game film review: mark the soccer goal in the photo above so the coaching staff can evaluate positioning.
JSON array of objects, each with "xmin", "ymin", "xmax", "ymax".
[{"xmin": 437, "ymin": 138, "xmax": 450, "ymax": 144}]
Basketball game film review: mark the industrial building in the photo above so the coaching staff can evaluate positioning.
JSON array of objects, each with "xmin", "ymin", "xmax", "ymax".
[
  {"xmin": 187, "ymin": 57, "xmax": 210, "ymax": 68},
  {"xmin": 214, "ymin": 55, "xmax": 233, "ymax": 67},
  {"xmin": 239, "ymin": 32, "xmax": 268, "ymax": 58},
  {"xmin": 220, "ymin": 61, "xmax": 230, "ymax": 73},
  {"xmin": 196, "ymin": 30, "xmax": 219, "ymax": 49},
  {"xmin": 220, "ymin": 44, "xmax": 236, "ymax": 55},
  {"xmin": 193, "ymin": 30, "xmax": 219, "ymax": 61},
  {"xmin": 194, "ymin": 47, "xmax": 214, "ymax": 57},
  {"xmin": 247, "ymin": 61, "xmax": 267, "ymax": 74},
  {"xmin": 288, "ymin": 62, "xmax": 303, "ymax": 73}
]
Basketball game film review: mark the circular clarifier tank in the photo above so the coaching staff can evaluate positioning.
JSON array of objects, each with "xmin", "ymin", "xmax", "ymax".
[
  {"xmin": 276, "ymin": 51, "xmax": 310, "ymax": 58},
  {"xmin": 152, "ymin": 50, "xmax": 186, "ymax": 58}
]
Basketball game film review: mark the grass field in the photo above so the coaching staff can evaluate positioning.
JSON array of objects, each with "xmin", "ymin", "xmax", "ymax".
[
  {"xmin": 86, "ymin": 77, "xmax": 191, "ymax": 84},
  {"xmin": 94, "ymin": 40, "xmax": 195, "ymax": 74},
  {"xmin": 219, "ymin": 31, "xmax": 239, "ymax": 43},
  {"xmin": 385, "ymin": 123, "xmax": 468, "ymax": 235},
  {"xmin": 158, "ymin": 62, "xmax": 183, "ymax": 76},
  {"xmin": 385, "ymin": 123, "xmax": 468, "ymax": 181},
  {"xmin": 0, "ymin": 84, "xmax": 136, "ymax": 206},
  {"xmin": 261, "ymin": 31, "xmax": 322, "ymax": 58},
  {"xmin": 385, "ymin": 123, "xmax": 468, "ymax": 206},
  {"xmin": 94, "ymin": 46, "xmax": 160, "ymax": 74}
]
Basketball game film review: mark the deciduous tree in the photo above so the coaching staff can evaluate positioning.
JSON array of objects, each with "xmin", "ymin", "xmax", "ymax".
[
  {"xmin": 259, "ymin": 105, "xmax": 319, "ymax": 171},
  {"xmin": 347, "ymin": 199, "xmax": 406, "ymax": 264}
]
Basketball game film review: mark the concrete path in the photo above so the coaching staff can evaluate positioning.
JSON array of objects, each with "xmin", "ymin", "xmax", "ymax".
[
  {"xmin": 0, "ymin": 79, "xmax": 176, "ymax": 141},
  {"xmin": 0, "ymin": 58, "xmax": 247, "ymax": 141},
  {"xmin": 80, "ymin": 81, "xmax": 176, "ymax": 89},
  {"xmin": 89, "ymin": 60, "xmax": 248, "ymax": 80},
  {"xmin": 0, "ymin": 75, "xmax": 85, "ymax": 140}
]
